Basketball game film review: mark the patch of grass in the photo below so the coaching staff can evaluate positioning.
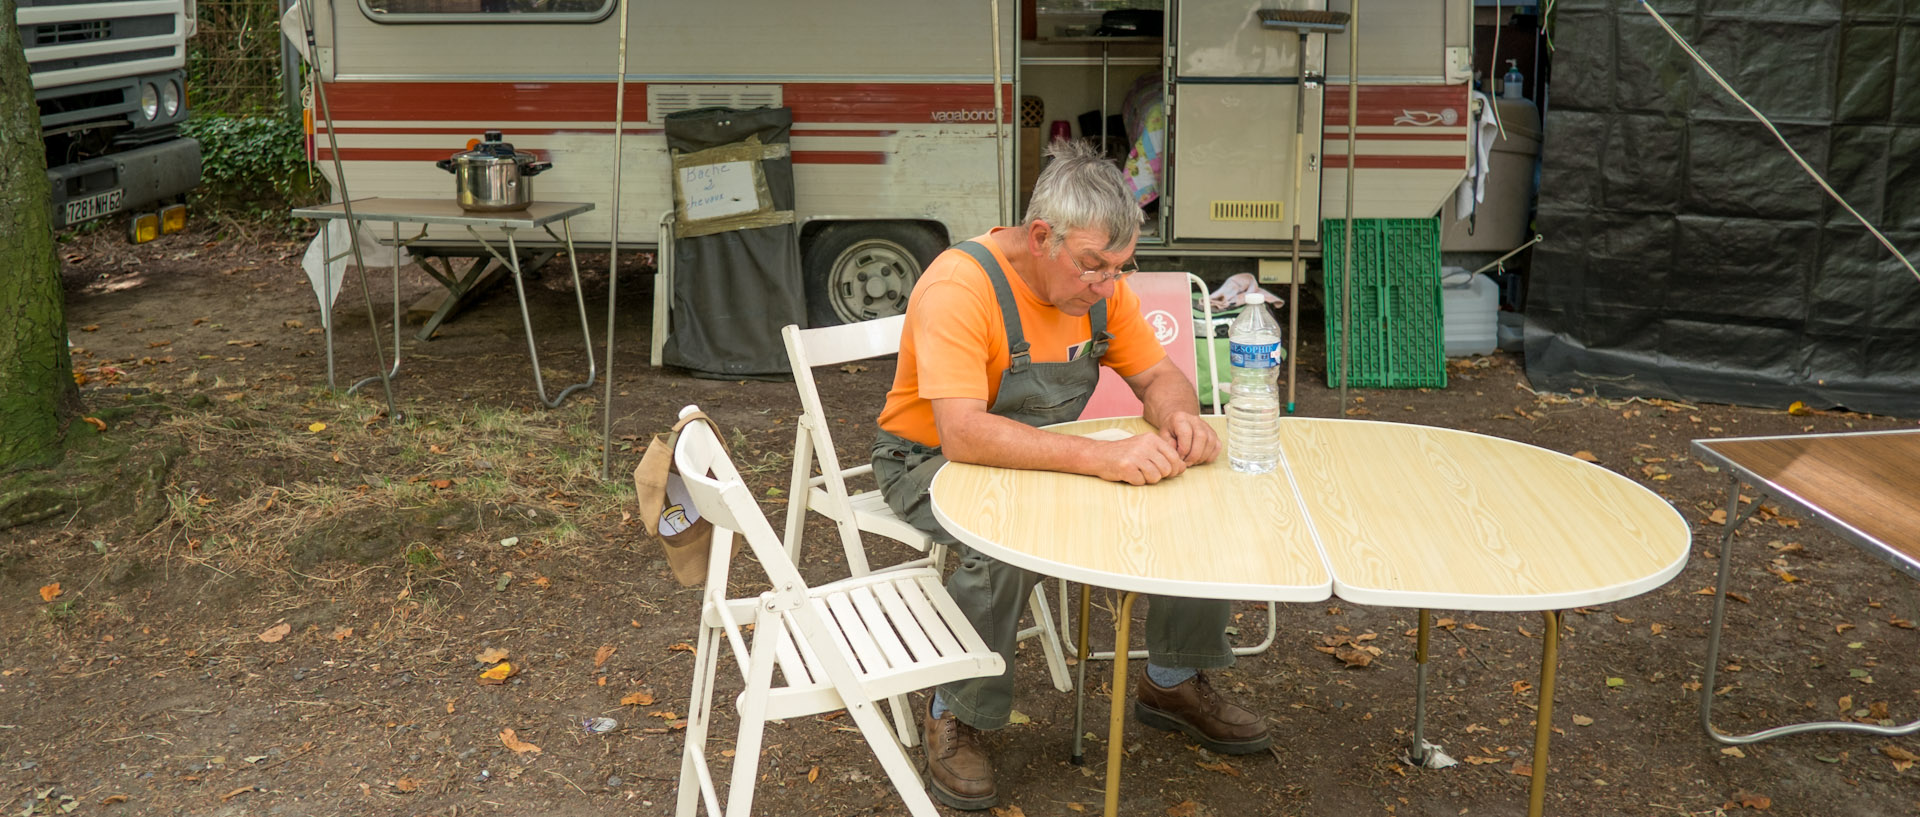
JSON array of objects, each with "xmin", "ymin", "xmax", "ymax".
[{"xmin": 403, "ymin": 544, "xmax": 439, "ymax": 568}]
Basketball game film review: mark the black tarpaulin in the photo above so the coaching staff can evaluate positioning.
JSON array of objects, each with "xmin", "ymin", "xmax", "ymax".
[
  {"xmin": 661, "ymin": 106, "xmax": 806, "ymax": 380},
  {"xmin": 1526, "ymin": 0, "xmax": 1920, "ymax": 416}
]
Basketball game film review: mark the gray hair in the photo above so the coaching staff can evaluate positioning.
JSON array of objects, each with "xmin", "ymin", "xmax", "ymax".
[{"xmin": 1022, "ymin": 138, "xmax": 1142, "ymax": 254}]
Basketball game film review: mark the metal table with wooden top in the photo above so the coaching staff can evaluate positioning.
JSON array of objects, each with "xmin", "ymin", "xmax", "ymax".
[
  {"xmin": 932, "ymin": 415, "xmax": 1691, "ymax": 817},
  {"xmin": 290, "ymin": 198, "xmax": 598, "ymax": 407},
  {"xmin": 1693, "ymin": 429, "xmax": 1920, "ymax": 745}
]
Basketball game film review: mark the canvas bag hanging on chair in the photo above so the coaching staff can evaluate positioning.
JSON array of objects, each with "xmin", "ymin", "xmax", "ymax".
[{"xmin": 634, "ymin": 410, "xmax": 733, "ymax": 586}]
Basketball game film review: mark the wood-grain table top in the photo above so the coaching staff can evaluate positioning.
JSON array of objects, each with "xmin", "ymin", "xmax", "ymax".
[
  {"xmin": 930, "ymin": 417, "xmax": 1692, "ymax": 611},
  {"xmin": 1694, "ymin": 429, "xmax": 1920, "ymax": 581}
]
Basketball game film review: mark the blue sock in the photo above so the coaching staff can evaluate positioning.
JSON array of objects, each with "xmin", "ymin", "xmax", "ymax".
[
  {"xmin": 930, "ymin": 690, "xmax": 951, "ymax": 719},
  {"xmin": 1146, "ymin": 663, "xmax": 1197, "ymax": 688}
]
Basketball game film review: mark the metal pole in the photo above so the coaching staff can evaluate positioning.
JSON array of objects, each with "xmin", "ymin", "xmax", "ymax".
[
  {"xmin": 1285, "ymin": 31, "xmax": 1306, "ymax": 414},
  {"xmin": 1338, "ymin": 0, "xmax": 1359, "ymax": 413},
  {"xmin": 990, "ymin": 0, "xmax": 1008, "ymax": 225},
  {"xmin": 600, "ymin": 0, "xmax": 632, "ymax": 480}
]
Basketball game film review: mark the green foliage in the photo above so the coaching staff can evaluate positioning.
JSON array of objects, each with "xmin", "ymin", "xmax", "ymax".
[
  {"xmin": 404, "ymin": 544, "xmax": 440, "ymax": 568},
  {"xmin": 178, "ymin": 114, "xmax": 325, "ymax": 226}
]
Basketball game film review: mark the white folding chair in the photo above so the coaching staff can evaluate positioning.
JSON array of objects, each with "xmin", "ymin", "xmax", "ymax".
[
  {"xmin": 780, "ymin": 318, "xmax": 1074, "ymax": 693},
  {"xmin": 1069, "ymin": 272, "xmax": 1279, "ymax": 661},
  {"xmin": 673, "ymin": 405, "xmax": 1005, "ymax": 817}
]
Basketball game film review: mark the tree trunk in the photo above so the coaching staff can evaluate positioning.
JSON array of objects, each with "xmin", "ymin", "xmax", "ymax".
[{"xmin": 0, "ymin": 0, "xmax": 76, "ymax": 472}]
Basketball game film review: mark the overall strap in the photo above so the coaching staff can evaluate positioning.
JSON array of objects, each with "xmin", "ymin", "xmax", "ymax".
[
  {"xmin": 1088, "ymin": 298, "xmax": 1112, "ymax": 359},
  {"xmin": 954, "ymin": 240, "xmax": 1032, "ymax": 372}
]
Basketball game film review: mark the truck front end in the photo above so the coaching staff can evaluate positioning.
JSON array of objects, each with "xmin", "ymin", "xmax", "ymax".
[{"xmin": 21, "ymin": 0, "xmax": 203, "ymax": 238}]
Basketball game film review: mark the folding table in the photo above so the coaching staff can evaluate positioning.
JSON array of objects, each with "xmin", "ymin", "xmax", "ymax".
[
  {"xmin": 1693, "ymin": 429, "xmax": 1920, "ymax": 744},
  {"xmin": 289, "ymin": 198, "xmax": 598, "ymax": 407}
]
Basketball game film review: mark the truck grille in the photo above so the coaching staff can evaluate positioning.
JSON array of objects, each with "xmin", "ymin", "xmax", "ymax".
[{"xmin": 35, "ymin": 20, "xmax": 111, "ymax": 44}]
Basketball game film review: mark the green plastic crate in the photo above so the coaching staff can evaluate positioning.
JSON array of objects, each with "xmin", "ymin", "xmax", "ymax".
[{"xmin": 1320, "ymin": 218, "xmax": 1447, "ymax": 389}]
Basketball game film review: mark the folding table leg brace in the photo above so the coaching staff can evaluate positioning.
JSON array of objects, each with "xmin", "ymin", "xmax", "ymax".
[
  {"xmin": 465, "ymin": 222, "xmax": 598, "ymax": 408},
  {"xmin": 1064, "ymin": 587, "xmax": 1141, "ymax": 817},
  {"xmin": 1699, "ymin": 476, "xmax": 1920, "ymax": 744}
]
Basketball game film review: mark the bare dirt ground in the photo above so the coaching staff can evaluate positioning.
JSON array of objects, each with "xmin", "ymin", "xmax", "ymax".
[{"xmin": 4, "ymin": 226, "xmax": 1918, "ymax": 817}]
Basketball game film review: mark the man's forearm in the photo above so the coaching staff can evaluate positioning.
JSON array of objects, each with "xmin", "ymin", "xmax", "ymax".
[{"xmin": 938, "ymin": 408, "xmax": 1104, "ymax": 474}]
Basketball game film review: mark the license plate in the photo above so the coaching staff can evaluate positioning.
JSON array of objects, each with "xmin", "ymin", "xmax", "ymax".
[{"xmin": 64, "ymin": 188, "xmax": 124, "ymax": 225}]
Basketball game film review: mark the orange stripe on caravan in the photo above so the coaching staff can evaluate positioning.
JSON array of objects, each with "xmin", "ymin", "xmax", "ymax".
[
  {"xmin": 314, "ymin": 147, "xmax": 887, "ymax": 165},
  {"xmin": 1321, "ymin": 84, "xmax": 1470, "ymax": 129},
  {"xmin": 1323, "ymin": 131, "xmax": 1463, "ymax": 141}
]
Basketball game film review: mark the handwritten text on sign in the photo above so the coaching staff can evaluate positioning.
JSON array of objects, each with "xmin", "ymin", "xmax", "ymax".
[{"xmin": 679, "ymin": 161, "xmax": 759, "ymax": 221}]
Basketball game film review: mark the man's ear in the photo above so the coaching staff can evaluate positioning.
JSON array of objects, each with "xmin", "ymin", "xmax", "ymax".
[{"xmin": 1026, "ymin": 220, "xmax": 1050, "ymax": 257}]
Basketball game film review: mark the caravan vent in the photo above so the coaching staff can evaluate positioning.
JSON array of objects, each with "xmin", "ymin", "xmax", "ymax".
[
  {"xmin": 1210, "ymin": 200, "xmax": 1285, "ymax": 222},
  {"xmin": 648, "ymin": 84, "xmax": 783, "ymax": 120}
]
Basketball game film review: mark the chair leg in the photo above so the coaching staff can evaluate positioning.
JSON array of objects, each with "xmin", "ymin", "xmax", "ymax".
[
  {"xmin": 678, "ymin": 624, "xmax": 725, "ymax": 817},
  {"xmin": 724, "ymin": 618, "xmax": 784, "ymax": 817},
  {"xmin": 1026, "ymin": 584, "xmax": 1073, "ymax": 692},
  {"xmin": 845, "ymin": 697, "xmax": 942, "ymax": 817},
  {"xmin": 782, "ymin": 424, "xmax": 815, "ymax": 565},
  {"xmin": 886, "ymin": 694, "xmax": 918, "ymax": 748}
]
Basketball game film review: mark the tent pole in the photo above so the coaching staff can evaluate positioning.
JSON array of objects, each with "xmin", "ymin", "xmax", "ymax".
[{"xmin": 600, "ymin": 0, "xmax": 632, "ymax": 481}]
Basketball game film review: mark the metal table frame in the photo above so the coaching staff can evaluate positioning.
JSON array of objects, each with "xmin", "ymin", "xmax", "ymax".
[
  {"xmin": 290, "ymin": 198, "xmax": 599, "ymax": 407},
  {"xmin": 1693, "ymin": 429, "xmax": 1920, "ymax": 745}
]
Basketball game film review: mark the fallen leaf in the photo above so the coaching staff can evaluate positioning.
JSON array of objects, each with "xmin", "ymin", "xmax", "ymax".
[
  {"xmin": 1167, "ymin": 801, "xmax": 1199, "ymax": 817},
  {"xmin": 989, "ymin": 807, "xmax": 1025, "ymax": 817},
  {"xmin": 100, "ymin": 795, "xmax": 128, "ymax": 805},
  {"xmin": 1509, "ymin": 759, "xmax": 1534, "ymax": 776},
  {"xmin": 593, "ymin": 645, "xmax": 616, "ymax": 668},
  {"xmin": 1728, "ymin": 591, "xmax": 1751, "ymax": 604},
  {"xmin": 476, "ymin": 647, "xmax": 509, "ymax": 664},
  {"xmin": 429, "ymin": 479, "xmax": 452, "ymax": 490},
  {"xmin": 479, "ymin": 662, "xmax": 515, "ymax": 684},
  {"xmin": 1650, "ymin": 623, "xmax": 1665, "ymax": 635},
  {"xmin": 1766, "ymin": 565, "xmax": 1798, "ymax": 583},
  {"xmin": 1572, "ymin": 450, "xmax": 1599, "ymax": 462},
  {"xmin": 308, "ymin": 422, "xmax": 327, "ymax": 432},
  {"xmin": 1464, "ymin": 756, "xmax": 1502, "ymax": 765},
  {"xmin": 1511, "ymin": 680, "xmax": 1533, "ymax": 695},
  {"xmin": 499, "ymin": 728, "xmax": 541, "ymax": 754},
  {"xmin": 446, "ymin": 699, "xmax": 456, "ymax": 714},
  {"xmin": 1572, "ymin": 714, "xmax": 1594, "ymax": 727},
  {"xmin": 38, "ymin": 583, "xmax": 61, "ymax": 602},
  {"xmin": 82, "ymin": 416, "xmax": 107, "ymax": 432},
  {"xmin": 1890, "ymin": 618, "xmax": 1915, "ymax": 630},
  {"xmin": 1838, "ymin": 695, "xmax": 1854, "ymax": 713},
  {"xmin": 1606, "ymin": 677, "xmax": 1626, "ymax": 689},
  {"xmin": 1722, "ymin": 747, "xmax": 1746, "ymax": 758},
  {"xmin": 1008, "ymin": 710, "xmax": 1032, "ymax": 725},
  {"xmin": 1724, "ymin": 791, "xmax": 1771, "ymax": 810},
  {"xmin": 81, "ymin": 324, "xmax": 100, "ymax": 332},
  {"xmin": 1613, "ymin": 614, "xmax": 1634, "ymax": 624},
  {"xmin": 257, "ymin": 622, "xmax": 291, "ymax": 643},
  {"xmin": 1197, "ymin": 759, "xmax": 1240, "ymax": 776},
  {"xmin": 668, "ymin": 642, "xmax": 696, "ymax": 653},
  {"xmin": 1787, "ymin": 401, "xmax": 1811, "ymax": 416},
  {"xmin": 621, "ymin": 690, "xmax": 656, "ymax": 707},
  {"xmin": 1882, "ymin": 744, "xmax": 1919, "ymax": 769},
  {"xmin": 533, "ymin": 575, "xmax": 552, "ymax": 589},
  {"xmin": 394, "ymin": 778, "xmax": 420, "ymax": 792},
  {"xmin": 807, "ymin": 766, "xmax": 820, "ymax": 783},
  {"xmin": 1067, "ymin": 804, "xmax": 1085, "ymax": 813},
  {"xmin": 331, "ymin": 626, "xmax": 354, "ymax": 641},
  {"xmin": 1836, "ymin": 623, "xmax": 1856, "ymax": 634},
  {"xmin": 219, "ymin": 787, "xmax": 253, "ymax": 802}
]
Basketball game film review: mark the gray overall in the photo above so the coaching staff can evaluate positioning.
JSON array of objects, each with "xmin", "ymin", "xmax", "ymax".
[{"xmin": 871, "ymin": 240, "xmax": 1231, "ymax": 730}]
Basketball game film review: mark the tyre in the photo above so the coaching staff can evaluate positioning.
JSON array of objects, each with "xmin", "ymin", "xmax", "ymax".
[{"xmin": 803, "ymin": 222, "xmax": 943, "ymax": 327}]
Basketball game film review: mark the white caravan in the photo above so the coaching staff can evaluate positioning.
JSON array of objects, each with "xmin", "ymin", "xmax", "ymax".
[{"xmin": 291, "ymin": 0, "xmax": 1472, "ymax": 324}]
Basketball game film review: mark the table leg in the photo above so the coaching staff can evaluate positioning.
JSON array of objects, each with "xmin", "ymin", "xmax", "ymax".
[
  {"xmin": 1410, "ymin": 608, "xmax": 1432, "ymax": 764},
  {"xmin": 1526, "ymin": 610, "xmax": 1561, "ymax": 817},
  {"xmin": 1072, "ymin": 584, "xmax": 1092, "ymax": 765},
  {"xmin": 347, "ymin": 220, "xmax": 404, "ymax": 394},
  {"xmin": 1700, "ymin": 476, "xmax": 1920, "ymax": 743},
  {"xmin": 321, "ymin": 225, "xmax": 336, "ymax": 390},
  {"xmin": 1103, "ymin": 592, "xmax": 1138, "ymax": 817},
  {"xmin": 476, "ymin": 224, "xmax": 599, "ymax": 408}
]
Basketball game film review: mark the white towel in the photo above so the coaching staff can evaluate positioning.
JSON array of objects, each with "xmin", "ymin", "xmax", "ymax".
[
  {"xmin": 1453, "ymin": 91, "xmax": 1500, "ymax": 221},
  {"xmin": 302, "ymin": 219, "xmax": 412, "ymax": 330}
]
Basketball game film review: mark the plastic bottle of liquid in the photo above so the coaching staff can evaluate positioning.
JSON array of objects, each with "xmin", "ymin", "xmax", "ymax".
[
  {"xmin": 1502, "ymin": 59, "xmax": 1525, "ymax": 100},
  {"xmin": 1227, "ymin": 293, "xmax": 1282, "ymax": 474}
]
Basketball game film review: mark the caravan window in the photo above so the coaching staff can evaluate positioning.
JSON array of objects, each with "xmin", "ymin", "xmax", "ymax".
[{"xmin": 360, "ymin": 0, "xmax": 613, "ymax": 23}]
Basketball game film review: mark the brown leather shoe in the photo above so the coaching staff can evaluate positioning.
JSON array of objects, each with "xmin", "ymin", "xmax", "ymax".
[
  {"xmin": 923, "ymin": 702, "xmax": 997, "ymax": 810},
  {"xmin": 1134, "ymin": 671, "xmax": 1272, "ymax": 754}
]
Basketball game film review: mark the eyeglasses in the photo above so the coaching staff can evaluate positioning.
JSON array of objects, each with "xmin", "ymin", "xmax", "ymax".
[{"xmin": 1077, "ymin": 259, "xmax": 1139, "ymax": 284}]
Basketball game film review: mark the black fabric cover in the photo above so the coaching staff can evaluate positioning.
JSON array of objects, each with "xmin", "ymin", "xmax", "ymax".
[
  {"xmin": 1526, "ymin": 1, "xmax": 1920, "ymax": 415},
  {"xmin": 661, "ymin": 107, "xmax": 805, "ymax": 380}
]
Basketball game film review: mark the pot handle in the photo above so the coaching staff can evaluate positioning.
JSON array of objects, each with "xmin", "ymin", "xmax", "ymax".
[
  {"xmin": 522, "ymin": 161, "xmax": 552, "ymax": 177},
  {"xmin": 435, "ymin": 158, "xmax": 456, "ymax": 173}
]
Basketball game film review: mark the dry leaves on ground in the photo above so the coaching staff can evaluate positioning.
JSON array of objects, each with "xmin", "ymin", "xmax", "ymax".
[
  {"xmin": 1723, "ymin": 791, "xmax": 1772, "ymax": 810},
  {"xmin": 478, "ymin": 662, "xmax": 515, "ymax": 684},
  {"xmin": 622, "ymin": 690, "xmax": 656, "ymax": 706},
  {"xmin": 595, "ymin": 645, "xmax": 616, "ymax": 668},
  {"xmin": 1313, "ymin": 632, "xmax": 1382, "ymax": 668},
  {"xmin": 499, "ymin": 728, "xmax": 541, "ymax": 754},
  {"xmin": 38, "ymin": 583, "xmax": 61, "ymax": 602},
  {"xmin": 257, "ymin": 623, "xmax": 291, "ymax": 643},
  {"xmin": 476, "ymin": 647, "xmax": 509, "ymax": 664}
]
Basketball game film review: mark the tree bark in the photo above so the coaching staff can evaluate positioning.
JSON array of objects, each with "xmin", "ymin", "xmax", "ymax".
[{"xmin": 0, "ymin": 0, "xmax": 76, "ymax": 472}]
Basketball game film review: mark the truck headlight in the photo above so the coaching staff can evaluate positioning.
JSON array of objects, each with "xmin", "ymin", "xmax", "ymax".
[
  {"xmin": 161, "ymin": 80, "xmax": 181, "ymax": 117},
  {"xmin": 140, "ymin": 83, "xmax": 159, "ymax": 120}
]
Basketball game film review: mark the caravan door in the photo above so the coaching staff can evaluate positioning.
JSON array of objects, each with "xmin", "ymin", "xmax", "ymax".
[{"xmin": 1167, "ymin": 0, "xmax": 1327, "ymax": 243}]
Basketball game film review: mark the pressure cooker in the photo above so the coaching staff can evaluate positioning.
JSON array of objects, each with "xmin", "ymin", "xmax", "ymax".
[{"xmin": 435, "ymin": 131, "xmax": 551, "ymax": 212}]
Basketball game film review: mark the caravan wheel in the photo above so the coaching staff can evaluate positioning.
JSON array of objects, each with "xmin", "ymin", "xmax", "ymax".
[{"xmin": 803, "ymin": 223, "xmax": 941, "ymax": 327}]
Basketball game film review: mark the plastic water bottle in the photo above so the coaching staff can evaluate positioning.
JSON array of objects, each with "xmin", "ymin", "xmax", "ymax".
[{"xmin": 1227, "ymin": 293, "xmax": 1281, "ymax": 474}]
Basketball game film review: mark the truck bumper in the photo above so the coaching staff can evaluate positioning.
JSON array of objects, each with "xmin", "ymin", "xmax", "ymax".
[{"xmin": 46, "ymin": 137, "xmax": 203, "ymax": 230}]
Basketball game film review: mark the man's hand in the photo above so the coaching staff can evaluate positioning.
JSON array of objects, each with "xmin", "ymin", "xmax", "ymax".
[
  {"xmin": 1097, "ymin": 433, "xmax": 1188, "ymax": 485},
  {"xmin": 1157, "ymin": 410, "xmax": 1221, "ymax": 466}
]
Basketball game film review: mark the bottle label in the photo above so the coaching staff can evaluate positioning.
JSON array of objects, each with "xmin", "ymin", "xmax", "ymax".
[{"xmin": 1230, "ymin": 341, "xmax": 1280, "ymax": 368}]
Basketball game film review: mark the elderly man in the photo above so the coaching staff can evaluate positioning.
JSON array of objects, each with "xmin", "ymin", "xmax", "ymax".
[{"xmin": 870, "ymin": 139, "xmax": 1270, "ymax": 810}]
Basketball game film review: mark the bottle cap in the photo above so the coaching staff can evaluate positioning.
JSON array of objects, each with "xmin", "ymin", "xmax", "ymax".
[{"xmin": 1244, "ymin": 293, "xmax": 1264, "ymax": 305}]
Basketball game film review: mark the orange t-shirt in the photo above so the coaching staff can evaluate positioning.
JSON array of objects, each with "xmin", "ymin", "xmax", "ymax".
[{"xmin": 877, "ymin": 229, "xmax": 1165, "ymax": 447}]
